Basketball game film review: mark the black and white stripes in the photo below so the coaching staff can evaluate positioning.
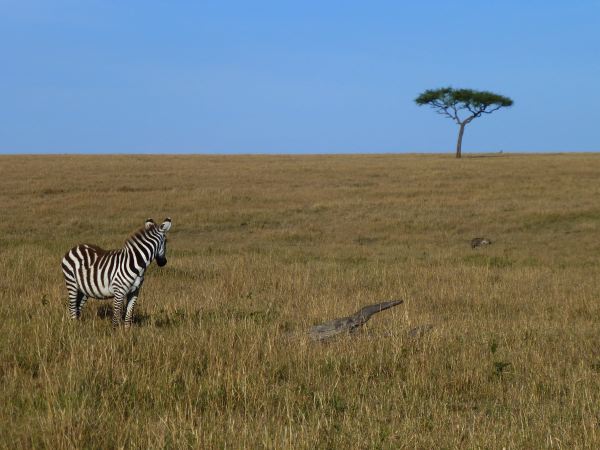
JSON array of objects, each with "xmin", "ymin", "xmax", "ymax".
[{"xmin": 61, "ymin": 218, "xmax": 172, "ymax": 327}]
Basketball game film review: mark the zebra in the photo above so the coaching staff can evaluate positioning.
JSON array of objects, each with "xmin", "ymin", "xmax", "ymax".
[{"xmin": 61, "ymin": 218, "xmax": 172, "ymax": 328}]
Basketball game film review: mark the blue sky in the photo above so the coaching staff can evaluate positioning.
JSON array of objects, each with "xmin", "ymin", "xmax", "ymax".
[{"xmin": 1, "ymin": 0, "xmax": 599, "ymax": 154}]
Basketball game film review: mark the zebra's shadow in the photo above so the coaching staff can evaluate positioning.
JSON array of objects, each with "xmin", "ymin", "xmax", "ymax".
[{"xmin": 95, "ymin": 303, "xmax": 151, "ymax": 326}]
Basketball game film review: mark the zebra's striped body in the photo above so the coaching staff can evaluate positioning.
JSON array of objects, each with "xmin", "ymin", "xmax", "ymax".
[{"xmin": 61, "ymin": 218, "xmax": 172, "ymax": 327}]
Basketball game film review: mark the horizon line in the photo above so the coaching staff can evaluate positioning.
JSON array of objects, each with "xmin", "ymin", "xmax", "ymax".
[{"xmin": 1, "ymin": 150, "xmax": 599, "ymax": 157}]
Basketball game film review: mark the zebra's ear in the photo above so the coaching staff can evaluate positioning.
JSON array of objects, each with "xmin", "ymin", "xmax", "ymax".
[
  {"xmin": 159, "ymin": 218, "xmax": 172, "ymax": 233},
  {"xmin": 145, "ymin": 218, "xmax": 155, "ymax": 230}
]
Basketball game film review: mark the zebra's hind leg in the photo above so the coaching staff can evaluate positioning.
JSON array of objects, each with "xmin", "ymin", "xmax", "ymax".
[
  {"xmin": 112, "ymin": 291, "xmax": 125, "ymax": 328},
  {"xmin": 124, "ymin": 288, "xmax": 141, "ymax": 328}
]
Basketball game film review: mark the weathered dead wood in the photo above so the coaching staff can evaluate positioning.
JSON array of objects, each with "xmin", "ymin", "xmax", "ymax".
[{"xmin": 309, "ymin": 300, "xmax": 403, "ymax": 341}]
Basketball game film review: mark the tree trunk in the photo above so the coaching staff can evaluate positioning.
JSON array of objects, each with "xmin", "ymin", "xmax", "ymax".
[{"xmin": 456, "ymin": 122, "xmax": 466, "ymax": 158}]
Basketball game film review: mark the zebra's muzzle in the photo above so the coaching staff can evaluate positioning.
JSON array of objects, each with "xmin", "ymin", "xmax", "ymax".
[{"xmin": 156, "ymin": 256, "xmax": 167, "ymax": 267}]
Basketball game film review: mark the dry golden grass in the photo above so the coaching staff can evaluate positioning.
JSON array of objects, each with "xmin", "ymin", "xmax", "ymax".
[{"xmin": 1, "ymin": 153, "xmax": 600, "ymax": 449}]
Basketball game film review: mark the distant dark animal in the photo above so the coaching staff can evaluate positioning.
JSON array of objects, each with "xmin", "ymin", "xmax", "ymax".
[
  {"xmin": 61, "ymin": 218, "xmax": 172, "ymax": 327},
  {"xmin": 471, "ymin": 237, "xmax": 492, "ymax": 249}
]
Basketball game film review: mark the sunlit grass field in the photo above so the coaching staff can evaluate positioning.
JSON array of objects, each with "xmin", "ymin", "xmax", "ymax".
[{"xmin": 1, "ymin": 153, "xmax": 599, "ymax": 449}]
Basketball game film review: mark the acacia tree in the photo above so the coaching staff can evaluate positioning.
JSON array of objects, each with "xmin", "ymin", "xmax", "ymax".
[{"xmin": 415, "ymin": 87, "xmax": 513, "ymax": 158}]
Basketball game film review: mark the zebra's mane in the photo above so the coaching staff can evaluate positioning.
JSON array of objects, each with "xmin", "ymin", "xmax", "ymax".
[{"xmin": 124, "ymin": 224, "xmax": 156, "ymax": 246}]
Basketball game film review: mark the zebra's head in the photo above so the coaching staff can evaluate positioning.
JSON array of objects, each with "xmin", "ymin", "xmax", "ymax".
[{"xmin": 145, "ymin": 217, "xmax": 172, "ymax": 267}]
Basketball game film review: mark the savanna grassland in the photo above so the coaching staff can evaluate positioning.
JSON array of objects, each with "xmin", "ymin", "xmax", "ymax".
[{"xmin": 1, "ymin": 153, "xmax": 600, "ymax": 449}]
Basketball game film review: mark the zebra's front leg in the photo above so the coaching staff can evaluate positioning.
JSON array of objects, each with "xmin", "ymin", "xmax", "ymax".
[
  {"xmin": 112, "ymin": 291, "xmax": 126, "ymax": 328},
  {"xmin": 77, "ymin": 295, "xmax": 88, "ymax": 318},
  {"xmin": 124, "ymin": 286, "xmax": 142, "ymax": 328},
  {"xmin": 68, "ymin": 289, "xmax": 86, "ymax": 320}
]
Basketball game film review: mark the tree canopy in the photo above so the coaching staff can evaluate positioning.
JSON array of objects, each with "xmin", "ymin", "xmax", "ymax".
[{"xmin": 415, "ymin": 87, "xmax": 513, "ymax": 124}]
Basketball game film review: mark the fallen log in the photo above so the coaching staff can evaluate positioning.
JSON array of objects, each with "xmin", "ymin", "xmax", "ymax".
[{"xmin": 309, "ymin": 300, "xmax": 403, "ymax": 341}]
